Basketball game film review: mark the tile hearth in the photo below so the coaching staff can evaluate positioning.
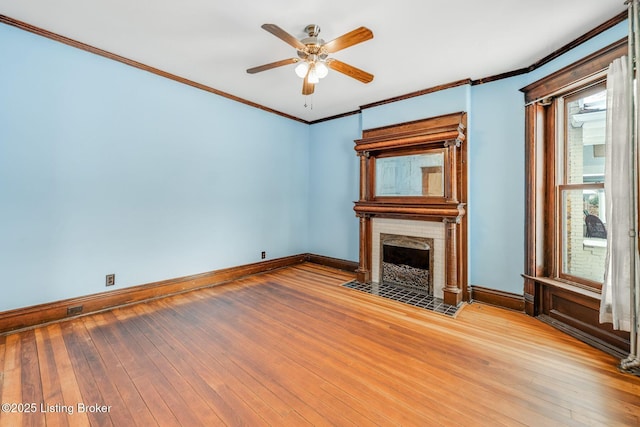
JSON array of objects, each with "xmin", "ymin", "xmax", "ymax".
[{"xmin": 343, "ymin": 281, "xmax": 461, "ymax": 317}]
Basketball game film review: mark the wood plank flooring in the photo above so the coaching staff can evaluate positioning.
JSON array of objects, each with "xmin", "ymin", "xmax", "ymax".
[{"xmin": 0, "ymin": 262, "xmax": 639, "ymax": 426}]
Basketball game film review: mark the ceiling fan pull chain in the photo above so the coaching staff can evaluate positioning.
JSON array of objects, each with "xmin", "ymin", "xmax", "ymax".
[{"xmin": 304, "ymin": 95, "xmax": 314, "ymax": 109}]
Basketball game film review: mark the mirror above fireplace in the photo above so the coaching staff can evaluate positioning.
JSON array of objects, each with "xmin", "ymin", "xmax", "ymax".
[{"xmin": 375, "ymin": 150, "xmax": 445, "ymax": 198}]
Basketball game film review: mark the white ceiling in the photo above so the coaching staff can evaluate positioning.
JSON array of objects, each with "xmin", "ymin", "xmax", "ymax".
[{"xmin": 0, "ymin": 1, "xmax": 626, "ymax": 122}]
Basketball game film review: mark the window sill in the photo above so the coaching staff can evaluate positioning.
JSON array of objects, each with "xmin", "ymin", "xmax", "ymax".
[{"xmin": 522, "ymin": 274, "xmax": 601, "ymax": 300}]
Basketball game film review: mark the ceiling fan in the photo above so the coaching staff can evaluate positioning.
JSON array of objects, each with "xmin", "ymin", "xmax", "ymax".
[{"xmin": 247, "ymin": 23, "xmax": 374, "ymax": 95}]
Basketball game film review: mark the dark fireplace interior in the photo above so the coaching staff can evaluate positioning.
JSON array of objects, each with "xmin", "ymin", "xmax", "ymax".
[
  {"xmin": 381, "ymin": 238, "xmax": 432, "ymax": 294},
  {"xmin": 383, "ymin": 245, "xmax": 429, "ymax": 270}
]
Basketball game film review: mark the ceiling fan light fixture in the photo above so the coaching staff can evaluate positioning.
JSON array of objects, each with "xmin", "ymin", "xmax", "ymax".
[
  {"xmin": 315, "ymin": 61, "xmax": 329, "ymax": 79},
  {"xmin": 248, "ymin": 23, "xmax": 374, "ymax": 96},
  {"xmin": 308, "ymin": 64, "xmax": 320, "ymax": 84},
  {"xmin": 294, "ymin": 61, "xmax": 309, "ymax": 78}
]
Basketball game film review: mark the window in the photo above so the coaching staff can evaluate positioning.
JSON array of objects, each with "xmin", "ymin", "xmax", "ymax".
[{"xmin": 557, "ymin": 84, "xmax": 607, "ymax": 287}]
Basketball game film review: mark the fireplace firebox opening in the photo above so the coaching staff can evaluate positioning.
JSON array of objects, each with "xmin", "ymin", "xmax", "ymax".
[{"xmin": 380, "ymin": 234, "xmax": 434, "ymax": 295}]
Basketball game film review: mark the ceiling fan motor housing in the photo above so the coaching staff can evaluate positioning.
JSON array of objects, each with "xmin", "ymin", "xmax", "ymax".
[
  {"xmin": 299, "ymin": 25, "xmax": 326, "ymax": 58},
  {"xmin": 304, "ymin": 24, "xmax": 321, "ymax": 37}
]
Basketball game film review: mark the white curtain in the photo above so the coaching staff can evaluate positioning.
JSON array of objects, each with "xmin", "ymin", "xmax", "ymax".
[{"xmin": 600, "ymin": 56, "xmax": 632, "ymax": 331}]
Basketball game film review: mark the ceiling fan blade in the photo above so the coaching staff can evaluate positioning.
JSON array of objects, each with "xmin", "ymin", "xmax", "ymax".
[
  {"xmin": 247, "ymin": 58, "xmax": 297, "ymax": 74},
  {"xmin": 261, "ymin": 24, "xmax": 306, "ymax": 50},
  {"xmin": 327, "ymin": 59, "xmax": 374, "ymax": 83},
  {"xmin": 323, "ymin": 27, "xmax": 373, "ymax": 53},
  {"xmin": 302, "ymin": 74, "xmax": 315, "ymax": 95}
]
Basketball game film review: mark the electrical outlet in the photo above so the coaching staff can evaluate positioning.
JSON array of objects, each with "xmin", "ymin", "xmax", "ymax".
[
  {"xmin": 261, "ymin": 251, "xmax": 266, "ymax": 259},
  {"xmin": 67, "ymin": 305, "xmax": 83, "ymax": 316},
  {"xmin": 106, "ymin": 274, "xmax": 115, "ymax": 286}
]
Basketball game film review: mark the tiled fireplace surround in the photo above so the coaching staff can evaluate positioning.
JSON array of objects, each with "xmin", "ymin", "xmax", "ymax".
[{"xmin": 372, "ymin": 218, "xmax": 445, "ymax": 299}]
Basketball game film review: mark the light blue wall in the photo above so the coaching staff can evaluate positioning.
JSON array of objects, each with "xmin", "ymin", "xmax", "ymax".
[
  {"xmin": 308, "ymin": 114, "xmax": 361, "ymax": 261},
  {"xmin": 468, "ymin": 77, "xmax": 527, "ymax": 292},
  {"xmin": 361, "ymin": 85, "xmax": 471, "ymax": 130},
  {"xmin": 0, "ymin": 18, "xmax": 629, "ymax": 312},
  {"xmin": 0, "ymin": 24, "xmax": 309, "ymax": 311}
]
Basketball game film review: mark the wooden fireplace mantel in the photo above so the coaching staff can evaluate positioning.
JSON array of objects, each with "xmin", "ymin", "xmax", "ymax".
[
  {"xmin": 353, "ymin": 201, "xmax": 466, "ymax": 221},
  {"xmin": 354, "ymin": 112, "xmax": 468, "ymax": 305},
  {"xmin": 354, "ymin": 112, "xmax": 466, "ymax": 154}
]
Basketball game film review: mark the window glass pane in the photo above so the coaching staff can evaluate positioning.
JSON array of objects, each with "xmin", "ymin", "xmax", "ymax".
[
  {"xmin": 566, "ymin": 89, "xmax": 606, "ymax": 184},
  {"xmin": 560, "ymin": 187, "xmax": 606, "ymax": 283},
  {"xmin": 375, "ymin": 152, "xmax": 444, "ymax": 197}
]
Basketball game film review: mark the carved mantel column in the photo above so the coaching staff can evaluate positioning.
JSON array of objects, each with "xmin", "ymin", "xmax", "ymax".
[
  {"xmin": 358, "ymin": 151, "xmax": 369, "ymax": 200},
  {"xmin": 443, "ymin": 139, "xmax": 460, "ymax": 203},
  {"xmin": 443, "ymin": 217, "xmax": 462, "ymax": 306},
  {"xmin": 356, "ymin": 151, "xmax": 372, "ymax": 283},
  {"xmin": 356, "ymin": 213, "xmax": 371, "ymax": 283}
]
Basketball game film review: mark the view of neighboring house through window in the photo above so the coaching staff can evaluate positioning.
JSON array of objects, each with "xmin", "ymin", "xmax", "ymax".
[{"xmin": 559, "ymin": 84, "xmax": 607, "ymax": 286}]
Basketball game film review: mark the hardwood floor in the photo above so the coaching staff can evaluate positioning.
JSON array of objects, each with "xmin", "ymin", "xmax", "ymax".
[{"xmin": 1, "ymin": 262, "xmax": 639, "ymax": 426}]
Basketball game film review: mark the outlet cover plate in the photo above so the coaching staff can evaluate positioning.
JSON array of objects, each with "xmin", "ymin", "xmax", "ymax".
[{"xmin": 106, "ymin": 274, "xmax": 115, "ymax": 286}]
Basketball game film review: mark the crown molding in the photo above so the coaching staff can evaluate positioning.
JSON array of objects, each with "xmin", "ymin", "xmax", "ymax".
[{"xmin": 472, "ymin": 10, "xmax": 626, "ymax": 86}]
